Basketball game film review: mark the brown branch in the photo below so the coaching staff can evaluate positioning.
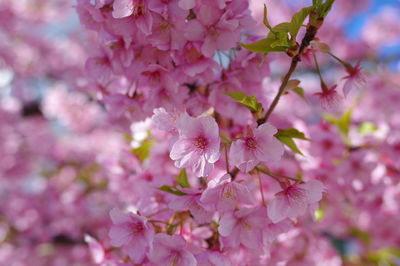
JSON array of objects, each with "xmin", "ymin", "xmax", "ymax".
[{"xmin": 257, "ymin": 25, "xmax": 319, "ymax": 125}]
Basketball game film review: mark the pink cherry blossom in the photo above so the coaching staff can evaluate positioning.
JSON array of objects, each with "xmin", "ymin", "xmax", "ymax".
[
  {"xmin": 152, "ymin": 107, "xmax": 177, "ymax": 132},
  {"xmin": 218, "ymin": 207, "xmax": 266, "ymax": 249},
  {"xmin": 184, "ymin": 5, "xmax": 240, "ymax": 57},
  {"xmin": 148, "ymin": 233, "xmax": 197, "ymax": 266},
  {"xmin": 108, "ymin": 208, "xmax": 154, "ymax": 263},
  {"xmin": 178, "ymin": 0, "xmax": 196, "ymax": 10},
  {"xmin": 200, "ymin": 174, "xmax": 254, "ymax": 212},
  {"xmin": 84, "ymin": 234, "xmax": 105, "ymax": 264},
  {"xmin": 169, "ymin": 188, "xmax": 214, "ymax": 224},
  {"xmin": 267, "ymin": 180, "xmax": 324, "ymax": 223},
  {"xmin": 314, "ymin": 84, "xmax": 343, "ymax": 111},
  {"xmin": 170, "ymin": 113, "xmax": 220, "ymax": 177},
  {"xmin": 112, "ymin": 0, "xmax": 153, "ymax": 36},
  {"xmin": 229, "ymin": 124, "xmax": 284, "ymax": 172},
  {"xmin": 342, "ymin": 62, "xmax": 366, "ymax": 97}
]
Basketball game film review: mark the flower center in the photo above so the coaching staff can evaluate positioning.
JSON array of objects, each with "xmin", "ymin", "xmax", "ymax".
[
  {"xmin": 194, "ymin": 136, "xmax": 208, "ymax": 150},
  {"xmin": 286, "ymin": 186, "xmax": 305, "ymax": 199},
  {"xmin": 132, "ymin": 1, "xmax": 145, "ymax": 17},
  {"xmin": 245, "ymin": 137, "xmax": 258, "ymax": 150},
  {"xmin": 131, "ymin": 222, "xmax": 144, "ymax": 234},
  {"xmin": 222, "ymin": 185, "xmax": 235, "ymax": 199}
]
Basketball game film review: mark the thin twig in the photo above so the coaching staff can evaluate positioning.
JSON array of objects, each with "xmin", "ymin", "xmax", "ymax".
[{"xmin": 257, "ymin": 25, "xmax": 319, "ymax": 125}]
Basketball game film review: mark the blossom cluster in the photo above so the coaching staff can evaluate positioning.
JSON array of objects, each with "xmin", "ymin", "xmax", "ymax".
[{"xmin": 1, "ymin": 0, "xmax": 400, "ymax": 265}]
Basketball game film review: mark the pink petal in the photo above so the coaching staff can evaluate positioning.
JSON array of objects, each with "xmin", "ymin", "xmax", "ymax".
[
  {"xmin": 125, "ymin": 240, "xmax": 147, "ymax": 263},
  {"xmin": 302, "ymin": 180, "xmax": 324, "ymax": 203},
  {"xmin": 218, "ymin": 212, "xmax": 236, "ymax": 236},
  {"xmin": 169, "ymin": 196, "xmax": 193, "ymax": 211},
  {"xmin": 201, "ymin": 36, "xmax": 217, "ymax": 57},
  {"xmin": 112, "ymin": 0, "xmax": 134, "ymax": 18},
  {"xmin": 178, "ymin": 0, "xmax": 196, "ymax": 10},
  {"xmin": 184, "ymin": 20, "xmax": 205, "ymax": 41},
  {"xmin": 267, "ymin": 195, "xmax": 290, "ymax": 223},
  {"xmin": 189, "ymin": 202, "xmax": 213, "ymax": 224},
  {"xmin": 109, "ymin": 208, "xmax": 131, "ymax": 224},
  {"xmin": 179, "ymin": 250, "xmax": 198, "ymax": 266},
  {"xmin": 109, "ymin": 226, "xmax": 132, "ymax": 247},
  {"xmin": 84, "ymin": 235, "xmax": 105, "ymax": 264},
  {"xmin": 170, "ymin": 139, "xmax": 192, "ymax": 161},
  {"xmin": 136, "ymin": 13, "xmax": 153, "ymax": 36},
  {"xmin": 192, "ymin": 155, "xmax": 213, "ymax": 177},
  {"xmin": 229, "ymin": 140, "xmax": 245, "ymax": 167},
  {"xmin": 240, "ymin": 226, "xmax": 261, "ymax": 249},
  {"xmin": 234, "ymin": 182, "xmax": 254, "ymax": 205}
]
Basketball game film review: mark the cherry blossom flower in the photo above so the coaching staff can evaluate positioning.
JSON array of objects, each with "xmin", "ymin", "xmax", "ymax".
[
  {"xmin": 267, "ymin": 180, "xmax": 324, "ymax": 223},
  {"xmin": 108, "ymin": 208, "xmax": 154, "ymax": 263},
  {"xmin": 178, "ymin": 0, "xmax": 196, "ymax": 10},
  {"xmin": 169, "ymin": 188, "xmax": 214, "ymax": 224},
  {"xmin": 112, "ymin": 0, "xmax": 153, "ymax": 36},
  {"xmin": 200, "ymin": 174, "xmax": 254, "ymax": 212},
  {"xmin": 314, "ymin": 84, "xmax": 343, "ymax": 111},
  {"xmin": 170, "ymin": 113, "xmax": 220, "ymax": 177},
  {"xmin": 148, "ymin": 233, "xmax": 197, "ymax": 266},
  {"xmin": 229, "ymin": 124, "xmax": 284, "ymax": 172},
  {"xmin": 184, "ymin": 5, "xmax": 240, "ymax": 57},
  {"xmin": 84, "ymin": 234, "xmax": 105, "ymax": 264},
  {"xmin": 218, "ymin": 207, "xmax": 265, "ymax": 249},
  {"xmin": 342, "ymin": 62, "xmax": 366, "ymax": 97}
]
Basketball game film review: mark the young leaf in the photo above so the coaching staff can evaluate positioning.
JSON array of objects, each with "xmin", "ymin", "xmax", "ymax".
[
  {"xmin": 358, "ymin": 122, "xmax": 378, "ymax": 135},
  {"xmin": 323, "ymin": 108, "xmax": 352, "ymax": 136},
  {"xmin": 238, "ymin": 37, "xmax": 287, "ymax": 53},
  {"xmin": 270, "ymin": 32, "xmax": 290, "ymax": 48},
  {"xmin": 289, "ymin": 6, "xmax": 313, "ymax": 38},
  {"xmin": 275, "ymin": 128, "xmax": 310, "ymax": 155},
  {"xmin": 131, "ymin": 138, "xmax": 153, "ymax": 162},
  {"xmin": 321, "ymin": 0, "xmax": 335, "ymax": 18},
  {"xmin": 291, "ymin": 87, "xmax": 305, "ymax": 99},
  {"xmin": 158, "ymin": 185, "xmax": 187, "ymax": 196},
  {"xmin": 176, "ymin": 169, "xmax": 190, "ymax": 188},
  {"xmin": 275, "ymin": 128, "xmax": 310, "ymax": 140},
  {"xmin": 225, "ymin": 91, "xmax": 263, "ymax": 112},
  {"xmin": 267, "ymin": 22, "xmax": 291, "ymax": 39},
  {"xmin": 263, "ymin": 4, "xmax": 273, "ymax": 31}
]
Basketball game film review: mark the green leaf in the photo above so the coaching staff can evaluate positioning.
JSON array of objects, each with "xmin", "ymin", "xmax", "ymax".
[
  {"xmin": 270, "ymin": 32, "xmax": 290, "ymax": 48},
  {"xmin": 158, "ymin": 185, "xmax": 187, "ymax": 196},
  {"xmin": 289, "ymin": 6, "xmax": 313, "ymax": 38},
  {"xmin": 166, "ymin": 223, "xmax": 179, "ymax": 235},
  {"xmin": 267, "ymin": 22, "xmax": 291, "ymax": 39},
  {"xmin": 314, "ymin": 209, "xmax": 324, "ymax": 221},
  {"xmin": 321, "ymin": 0, "xmax": 335, "ymax": 18},
  {"xmin": 263, "ymin": 4, "xmax": 273, "ymax": 30},
  {"xmin": 131, "ymin": 138, "xmax": 153, "ymax": 162},
  {"xmin": 275, "ymin": 128, "xmax": 310, "ymax": 155},
  {"xmin": 350, "ymin": 227, "xmax": 371, "ymax": 245},
  {"xmin": 312, "ymin": 0, "xmax": 323, "ymax": 7},
  {"xmin": 358, "ymin": 122, "xmax": 378, "ymax": 135},
  {"xmin": 225, "ymin": 91, "xmax": 263, "ymax": 112},
  {"xmin": 238, "ymin": 37, "xmax": 288, "ymax": 54},
  {"xmin": 291, "ymin": 86, "xmax": 305, "ymax": 99},
  {"xmin": 176, "ymin": 169, "xmax": 190, "ymax": 188},
  {"xmin": 323, "ymin": 108, "xmax": 352, "ymax": 137},
  {"xmin": 275, "ymin": 128, "xmax": 310, "ymax": 140}
]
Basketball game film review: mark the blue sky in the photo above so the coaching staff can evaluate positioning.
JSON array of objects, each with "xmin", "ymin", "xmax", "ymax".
[{"xmin": 345, "ymin": 0, "xmax": 399, "ymax": 38}]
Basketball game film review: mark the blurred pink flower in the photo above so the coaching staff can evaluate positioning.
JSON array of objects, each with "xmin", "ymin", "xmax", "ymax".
[
  {"xmin": 108, "ymin": 208, "xmax": 154, "ymax": 263},
  {"xmin": 200, "ymin": 174, "xmax": 254, "ymax": 212},
  {"xmin": 342, "ymin": 62, "xmax": 366, "ymax": 97},
  {"xmin": 148, "ymin": 233, "xmax": 197, "ymax": 266},
  {"xmin": 267, "ymin": 180, "xmax": 324, "ymax": 223}
]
